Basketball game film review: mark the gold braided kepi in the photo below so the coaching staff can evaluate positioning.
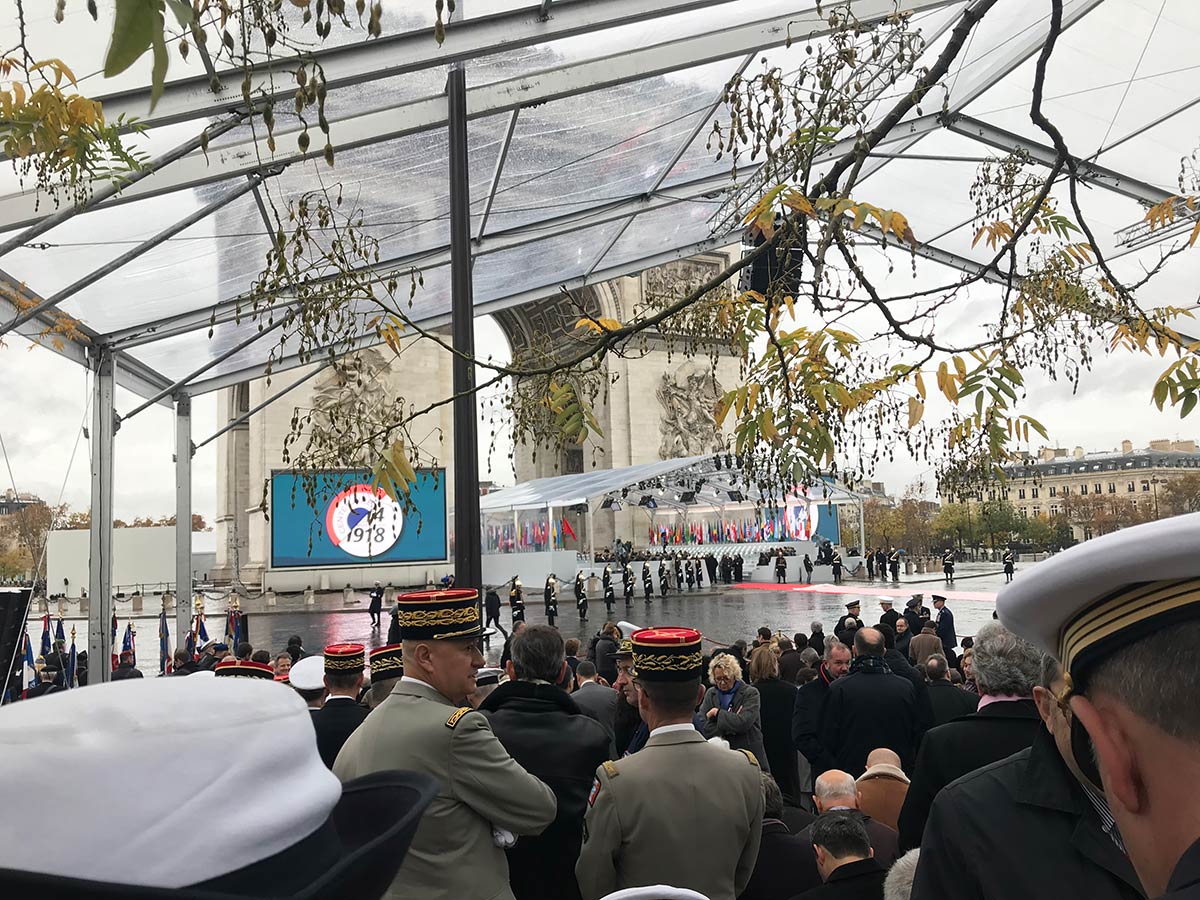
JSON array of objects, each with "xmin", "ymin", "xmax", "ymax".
[
  {"xmin": 214, "ymin": 659, "xmax": 274, "ymax": 679},
  {"xmin": 396, "ymin": 588, "xmax": 482, "ymax": 641},
  {"xmin": 369, "ymin": 644, "xmax": 404, "ymax": 682},
  {"xmin": 631, "ymin": 627, "xmax": 703, "ymax": 682},
  {"xmin": 324, "ymin": 643, "xmax": 365, "ymax": 674}
]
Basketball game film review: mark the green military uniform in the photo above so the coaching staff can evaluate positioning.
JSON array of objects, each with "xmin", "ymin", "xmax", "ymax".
[
  {"xmin": 333, "ymin": 588, "xmax": 557, "ymax": 900},
  {"xmin": 575, "ymin": 626, "xmax": 765, "ymax": 900}
]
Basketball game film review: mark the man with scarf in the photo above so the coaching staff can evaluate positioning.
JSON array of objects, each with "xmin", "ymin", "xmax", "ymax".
[
  {"xmin": 818, "ymin": 627, "xmax": 923, "ymax": 776},
  {"xmin": 792, "ymin": 639, "xmax": 851, "ymax": 789}
]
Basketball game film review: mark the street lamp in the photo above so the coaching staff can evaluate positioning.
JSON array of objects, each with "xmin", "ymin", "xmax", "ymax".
[{"xmin": 1150, "ymin": 476, "xmax": 1162, "ymax": 519}]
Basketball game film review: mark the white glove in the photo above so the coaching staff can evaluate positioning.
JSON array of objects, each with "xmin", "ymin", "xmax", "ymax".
[{"xmin": 492, "ymin": 826, "xmax": 516, "ymax": 849}]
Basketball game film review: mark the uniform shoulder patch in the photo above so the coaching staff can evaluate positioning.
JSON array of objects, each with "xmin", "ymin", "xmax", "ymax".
[
  {"xmin": 445, "ymin": 706, "xmax": 472, "ymax": 729},
  {"xmin": 738, "ymin": 749, "xmax": 760, "ymax": 767},
  {"xmin": 602, "ymin": 760, "xmax": 620, "ymax": 778}
]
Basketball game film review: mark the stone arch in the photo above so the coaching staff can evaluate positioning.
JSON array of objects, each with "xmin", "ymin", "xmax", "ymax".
[{"xmin": 492, "ymin": 283, "xmax": 621, "ymax": 356}]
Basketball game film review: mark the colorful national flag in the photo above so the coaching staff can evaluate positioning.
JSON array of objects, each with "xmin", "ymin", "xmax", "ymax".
[
  {"xmin": 55, "ymin": 617, "xmax": 65, "ymax": 643},
  {"xmin": 40, "ymin": 614, "xmax": 51, "ymax": 658},
  {"xmin": 561, "ymin": 517, "xmax": 577, "ymax": 542},
  {"xmin": 122, "ymin": 623, "xmax": 136, "ymax": 667},
  {"xmin": 21, "ymin": 630, "xmax": 35, "ymax": 693}
]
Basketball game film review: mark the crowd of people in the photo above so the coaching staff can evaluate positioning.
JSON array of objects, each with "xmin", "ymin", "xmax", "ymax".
[{"xmin": 3, "ymin": 514, "xmax": 1198, "ymax": 900}]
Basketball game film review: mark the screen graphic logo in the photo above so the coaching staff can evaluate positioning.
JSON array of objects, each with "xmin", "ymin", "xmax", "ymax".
[{"xmin": 324, "ymin": 483, "xmax": 405, "ymax": 559}]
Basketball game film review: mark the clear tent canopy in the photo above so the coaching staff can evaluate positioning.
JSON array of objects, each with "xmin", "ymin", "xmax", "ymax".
[{"xmin": 2, "ymin": 0, "xmax": 1198, "ymax": 402}]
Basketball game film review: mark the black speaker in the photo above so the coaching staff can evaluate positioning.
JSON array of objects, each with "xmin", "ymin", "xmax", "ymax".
[{"xmin": 1, "ymin": 587, "xmax": 33, "ymax": 704}]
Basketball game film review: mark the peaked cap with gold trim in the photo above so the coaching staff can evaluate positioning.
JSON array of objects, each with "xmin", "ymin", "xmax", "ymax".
[
  {"xmin": 213, "ymin": 659, "xmax": 274, "ymax": 679},
  {"xmin": 324, "ymin": 643, "xmax": 365, "ymax": 674},
  {"xmin": 369, "ymin": 644, "xmax": 404, "ymax": 682},
  {"xmin": 631, "ymin": 627, "xmax": 703, "ymax": 682},
  {"xmin": 397, "ymin": 588, "xmax": 482, "ymax": 641},
  {"xmin": 997, "ymin": 511, "xmax": 1200, "ymax": 681}
]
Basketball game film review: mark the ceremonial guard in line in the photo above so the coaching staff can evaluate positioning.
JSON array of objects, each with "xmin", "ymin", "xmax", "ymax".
[
  {"xmin": 685, "ymin": 556, "xmax": 695, "ymax": 591},
  {"xmin": 369, "ymin": 580, "xmax": 385, "ymax": 629},
  {"xmin": 575, "ymin": 627, "xmax": 764, "ymax": 900},
  {"xmin": 658, "ymin": 559, "xmax": 669, "ymax": 598},
  {"xmin": 1003, "ymin": 547, "xmax": 1016, "ymax": 582},
  {"xmin": 876, "ymin": 548, "xmax": 888, "ymax": 580},
  {"xmin": 831, "ymin": 549, "xmax": 844, "ymax": 584},
  {"xmin": 642, "ymin": 562, "xmax": 654, "ymax": 602},
  {"xmin": 942, "ymin": 547, "xmax": 956, "ymax": 583},
  {"xmin": 544, "ymin": 574, "xmax": 559, "ymax": 628},
  {"xmin": 575, "ymin": 570, "xmax": 588, "ymax": 621},
  {"xmin": 603, "ymin": 564, "xmax": 615, "ymax": 616},
  {"xmin": 694, "ymin": 556, "xmax": 704, "ymax": 589},
  {"xmin": 334, "ymin": 588, "xmax": 558, "ymax": 900},
  {"xmin": 623, "ymin": 562, "xmax": 635, "ymax": 608},
  {"xmin": 310, "ymin": 643, "xmax": 370, "ymax": 768},
  {"xmin": 866, "ymin": 548, "xmax": 876, "ymax": 579},
  {"xmin": 674, "ymin": 556, "xmax": 684, "ymax": 592},
  {"xmin": 509, "ymin": 577, "xmax": 525, "ymax": 626},
  {"xmin": 888, "ymin": 546, "xmax": 901, "ymax": 582}
]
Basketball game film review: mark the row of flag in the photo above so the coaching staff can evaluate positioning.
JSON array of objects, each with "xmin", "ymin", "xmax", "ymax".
[
  {"xmin": 485, "ymin": 517, "xmax": 579, "ymax": 552},
  {"xmin": 648, "ymin": 510, "xmax": 815, "ymax": 546},
  {"xmin": 14, "ymin": 603, "xmax": 240, "ymax": 697}
]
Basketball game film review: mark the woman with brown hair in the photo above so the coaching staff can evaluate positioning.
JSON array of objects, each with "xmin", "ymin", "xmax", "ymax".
[{"xmin": 748, "ymin": 646, "xmax": 801, "ymax": 802}]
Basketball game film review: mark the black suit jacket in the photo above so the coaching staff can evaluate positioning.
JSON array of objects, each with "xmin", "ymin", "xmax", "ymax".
[
  {"xmin": 790, "ymin": 812, "xmax": 898, "ymax": 896},
  {"xmin": 926, "ymin": 679, "xmax": 979, "ymax": 726},
  {"xmin": 792, "ymin": 664, "xmax": 837, "ymax": 784},
  {"xmin": 755, "ymin": 677, "xmax": 801, "ymax": 804},
  {"xmin": 792, "ymin": 858, "xmax": 887, "ymax": 900},
  {"xmin": 739, "ymin": 820, "xmax": 810, "ymax": 900},
  {"xmin": 898, "ymin": 698, "xmax": 1042, "ymax": 851},
  {"xmin": 310, "ymin": 697, "xmax": 369, "ymax": 769},
  {"xmin": 913, "ymin": 727, "xmax": 1144, "ymax": 899},
  {"xmin": 819, "ymin": 666, "xmax": 922, "ymax": 776}
]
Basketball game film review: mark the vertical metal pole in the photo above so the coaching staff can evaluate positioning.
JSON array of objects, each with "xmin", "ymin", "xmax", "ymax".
[
  {"xmin": 858, "ymin": 498, "xmax": 866, "ymax": 555},
  {"xmin": 175, "ymin": 396, "xmax": 193, "ymax": 647},
  {"xmin": 447, "ymin": 66, "xmax": 482, "ymax": 593},
  {"xmin": 587, "ymin": 504, "xmax": 595, "ymax": 571},
  {"xmin": 88, "ymin": 349, "xmax": 116, "ymax": 684}
]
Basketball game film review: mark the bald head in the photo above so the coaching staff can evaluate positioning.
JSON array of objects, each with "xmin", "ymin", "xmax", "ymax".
[
  {"xmin": 814, "ymin": 770, "xmax": 860, "ymax": 813},
  {"xmin": 866, "ymin": 747, "xmax": 902, "ymax": 770}
]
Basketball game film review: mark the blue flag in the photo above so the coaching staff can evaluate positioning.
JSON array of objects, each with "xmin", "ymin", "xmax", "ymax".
[
  {"xmin": 65, "ymin": 631, "xmax": 77, "ymax": 689},
  {"xmin": 122, "ymin": 623, "xmax": 136, "ymax": 667},
  {"xmin": 159, "ymin": 609, "xmax": 171, "ymax": 675},
  {"xmin": 40, "ymin": 614, "xmax": 51, "ymax": 658},
  {"xmin": 22, "ymin": 630, "xmax": 36, "ymax": 692},
  {"xmin": 55, "ymin": 617, "xmax": 65, "ymax": 643},
  {"xmin": 197, "ymin": 615, "xmax": 208, "ymax": 643}
]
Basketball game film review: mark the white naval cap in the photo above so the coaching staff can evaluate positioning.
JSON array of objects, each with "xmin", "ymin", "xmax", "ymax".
[
  {"xmin": 997, "ymin": 511, "xmax": 1200, "ymax": 678},
  {"xmin": 0, "ymin": 676, "xmax": 340, "ymax": 889},
  {"xmin": 288, "ymin": 654, "xmax": 326, "ymax": 691},
  {"xmin": 600, "ymin": 887, "xmax": 711, "ymax": 900}
]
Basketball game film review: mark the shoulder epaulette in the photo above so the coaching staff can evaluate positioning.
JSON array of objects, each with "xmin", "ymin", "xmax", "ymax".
[
  {"xmin": 445, "ymin": 706, "xmax": 472, "ymax": 729},
  {"xmin": 738, "ymin": 749, "xmax": 760, "ymax": 768},
  {"xmin": 602, "ymin": 760, "xmax": 620, "ymax": 778}
]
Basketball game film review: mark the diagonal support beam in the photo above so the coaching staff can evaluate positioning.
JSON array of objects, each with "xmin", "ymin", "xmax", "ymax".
[
  {"xmin": 0, "ymin": 0, "xmax": 958, "ymax": 233},
  {"xmin": 476, "ymin": 109, "xmax": 520, "ymax": 242}
]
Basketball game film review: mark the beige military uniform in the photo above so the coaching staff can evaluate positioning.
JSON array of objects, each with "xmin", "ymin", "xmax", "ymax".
[
  {"xmin": 575, "ymin": 727, "xmax": 764, "ymax": 900},
  {"xmin": 334, "ymin": 678, "xmax": 557, "ymax": 900}
]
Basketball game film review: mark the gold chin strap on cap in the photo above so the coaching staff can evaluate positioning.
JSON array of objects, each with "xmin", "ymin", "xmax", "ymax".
[{"xmin": 1058, "ymin": 578, "xmax": 1200, "ymax": 676}]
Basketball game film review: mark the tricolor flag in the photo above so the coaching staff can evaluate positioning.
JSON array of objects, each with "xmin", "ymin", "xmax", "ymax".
[
  {"xmin": 21, "ymin": 630, "xmax": 36, "ymax": 693},
  {"xmin": 122, "ymin": 622, "xmax": 136, "ymax": 667},
  {"xmin": 111, "ymin": 610, "xmax": 119, "ymax": 671},
  {"xmin": 159, "ymin": 608, "xmax": 172, "ymax": 675},
  {"xmin": 55, "ymin": 617, "xmax": 65, "ymax": 643},
  {"xmin": 40, "ymin": 614, "xmax": 51, "ymax": 658}
]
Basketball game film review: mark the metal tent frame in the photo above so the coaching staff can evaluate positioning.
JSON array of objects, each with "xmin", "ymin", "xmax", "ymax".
[{"xmin": 0, "ymin": 0, "xmax": 1189, "ymax": 678}]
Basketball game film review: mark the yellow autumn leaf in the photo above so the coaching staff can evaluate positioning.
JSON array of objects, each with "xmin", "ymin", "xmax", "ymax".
[{"xmin": 908, "ymin": 396, "xmax": 924, "ymax": 428}]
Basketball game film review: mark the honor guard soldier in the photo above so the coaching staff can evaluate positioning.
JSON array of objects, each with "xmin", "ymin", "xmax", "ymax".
[
  {"xmin": 658, "ymin": 559, "xmax": 669, "ymax": 598},
  {"xmin": 509, "ymin": 577, "xmax": 525, "ymax": 625},
  {"xmin": 674, "ymin": 555, "xmax": 684, "ymax": 591},
  {"xmin": 685, "ymin": 556, "xmax": 696, "ymax": 591},
  {"xmin": 1003, "ymin": 547, "xmax": 1016, "ymax": 582},
  {"xmin": 334, "ymin": 588, "xmax": 558, "ymax": 900},
  {"xmin": 888, "ymin": 547, "xmax": 902, "ymax": 582},
  {"xmin": 642, "ymin": 563, "xmax": 654, "ymax": 602},
  {"xmin": 603, "ymin": 571, "xmax": 616, "ymax": 616},
  {"xmin": 832, "ymin": 549, "xmax": 844, "ymax": 584},
  {"xmin": 942, "ymin": 547, "xmax": 956, "ymax": 584},
  {"xmin": 775, "ymin": 553, "xmax": 788, "ymax": 584},
  {"xmin": 623, "ymin": 562, "xmax": 635, "ymax": 607},
  {"xmin": 575, "ymin": 627, "xmax": 765, "ymax": 900},
  {"xmin": 602, "ymin": 563, "xmax": 613, "ymax": 599},
  {"xmin": 876, "ymin": 548, "xmax": 888, "ymax": 581},
  {"xmin": 309, "ymin": 643, "xmax": 370, "ymax": 768},
  {"xmin": 575, "ymin": 570, "xmax": 588, "ymax": 621},
  {"xmin": 694, "ymin": 556, "xmax": 704, "ymax": 589},
  {"xmin": 544, "ymin": 574, "xmax": 559, "ymax": 628},
  {"xmin": 866, "ymin": 548, "xmax": 876, "ymax": 579}
]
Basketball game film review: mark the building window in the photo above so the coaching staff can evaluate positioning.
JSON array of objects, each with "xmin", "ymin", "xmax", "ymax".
[
  {"xmin": 1094, "ymin": 483, "xmax": 1103, "ymax": 494},
  {"xmin": 1128, "ymin": 482, "xmax": 1136, "ymax": 492},
  {"xmin": 1050, "ymin": 504, "xmax": 1060, "ymax": 516},
  {"xmin": 1018, "ymin": 488, "xmax": 1026, "ymax": 500},
  {"xmin": 563, "ymin": 447, "xmax": 584, "ymax": 475},
  {"xmin": 1108, "ymin": 483, "xmax": 1116, "ymax": 493},
  {"xmin": 1080, "ymin": 484, "xmax": 1087, "ymax": 495},
  {"xmin": 1031, "ymin": 488, "xmax": 1039, "ymax": 499},
  {"xmin": 1019, "ymin": 507, "xmax": 1028, "ymax": 517},
  {"xmin": 1049, "ymin": 486, "xmax": 1057, "ymax": 497},
  {"xmin": 1141, "ymin": 480, "xmax": 1150, "ymax": 492}
]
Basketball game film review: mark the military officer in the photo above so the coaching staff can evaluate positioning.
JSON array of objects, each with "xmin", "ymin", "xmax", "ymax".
[
  {"xmin": 658, "ymin": 559, "xmax": 669, "ymax": 598},
  {"xmin": 831, "ymin": 549, "xmax": 844, "ymax": 584},
  {"xmin": 835, "ymin": 601, "xmax": 861, "ymax": 636},
  {"xmin": 334, "ymin": 588, "xmax": 558, "ymax": 900},
  {"xmin": 878, "ymin": 598, "xmax": 899, "ymax": 631},
  {"xmin": 866, "ymin": 548, "xmax": 876, "ymax": 579},
  {"xmin": 694, "ymin": 556, "xmax": 704, "ymax": 590},
  {"xmin": 544, "ymin": 574, "xmax": 559, "ymax": 628},
  {"xmin": 575, "ymin": 570, "xmax": 588, "ymax": 620},
  {"xmin": 642, "ymin": 563, "xmax": 653, "ymax": 602},
  {"xmin": 603, "ymin": 571, "xmax": 616, "ymax": 616},
  {"xmin": 674, "ymin": 555, "xmax": 684, "ymax": 591},
  {"xmin": 888, "ymin": 547, "xmax": 902, "ymax": 582},
  {"xmin": 684, "ymin": 555, "xmax": 696, "ymax": 591},
  {"xmin": 942, "ymin": 547, "xmax": 956, "ymax": 584},
  {"xmin": 602, "ymin": 563, "xmax": 613, "ymax": 599},
  {"xmin": 509, "ymin": 577, "xmax": 525, "ymax": 625},
  {"xmin": 366, "ymin": 643, "xmax": 404, "ymax": 709},
  {"xmin": 575, "ymin": 627, "xmax": 764, "ymax": 900},
  {"xmin": 1003, "ymin": 546, "xmax": 1016, "ymax": 583},
  {"xmin": 623, "ymin": 562, "xmax": 634, "ymax": 607},
  {"xmin": 310, "ymin": 643, "xmax": 369, "ymax": 768}
]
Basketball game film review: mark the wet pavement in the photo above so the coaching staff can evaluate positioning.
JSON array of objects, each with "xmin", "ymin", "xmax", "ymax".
[{"xmin": 41, "ymin": 563, "xmax": 1018, "ymax": 672}]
